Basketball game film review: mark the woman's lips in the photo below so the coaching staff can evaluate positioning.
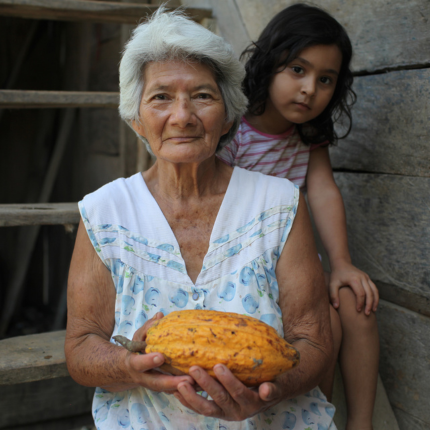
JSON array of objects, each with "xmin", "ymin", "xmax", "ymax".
[{"xmin": 165, "ymin": 136, "xmax": 200, "ymax": 143}]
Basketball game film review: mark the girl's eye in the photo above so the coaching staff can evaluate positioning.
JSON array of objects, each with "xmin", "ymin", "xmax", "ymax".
[
  {"xmin": 291, "ymin": 66, "xmax": 304, "ymax": 74},
  {"xmin": 320, "ymin": 77, "xmax": 332, "ymax": 85}
]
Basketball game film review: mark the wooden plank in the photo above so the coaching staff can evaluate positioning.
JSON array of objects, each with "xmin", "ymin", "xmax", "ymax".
[
  {"xmin": 330, "ymin": 69, "xmax": 430, "ymax": 177},
  {"xmin": 0, "ymin": 90, "xmax": 119, "ymax": 108},
  {"xmin": 393, "ymin": 407, "xmax": 430, "ymax": 430},
  {"xmin": 2, "ymin": 413, "xmax": 94, "ymax": 430},
  {"xmin": 334, "ymin": 173, "xmax": 430, "ymax": 304},
  {"xmin": 377, "ymin": 300, "xmax": 430, "ymax": 427},
  {"xmin": 0, "ymin": 330, "xmax": 69, "ymax": 385},
  {"xmin": 0, "ymin": 377, "xmax": 93, "ymax": 428},
  {"xmin": 0, "ymin": 203, "xmax": 79, "ymax": 226},
  {"xmin": 376, "ymin": 281, "xmax": 430, "ymax": 319},
  {"xmin": 233, "ymin": 0, "xmax": 430, "ymax": 72},
  {"xmin": 201, "ymin": 0, "xmax": 250, "ymax": 57},
  {"xmin": 0, "ymin": 0, "xmax": 212, "ymax": 24}
]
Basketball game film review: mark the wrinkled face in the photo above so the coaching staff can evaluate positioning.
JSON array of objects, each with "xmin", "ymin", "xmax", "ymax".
[
  {"xmin": 132, "ymin": 60, "xmax": 232, "ymax": 164},
  {"xmin": 264, "ymin": 44, "xmax": 342, "ymax": 132}
]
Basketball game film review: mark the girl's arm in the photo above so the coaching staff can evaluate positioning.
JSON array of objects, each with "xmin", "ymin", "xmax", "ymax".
[
  {"xmin": 65, "ymin": 220, "xmax": 194, "ymax": 392},
  {"xmin": 306, "ymin": 146, "xmax": 379, "ymax": 314}
]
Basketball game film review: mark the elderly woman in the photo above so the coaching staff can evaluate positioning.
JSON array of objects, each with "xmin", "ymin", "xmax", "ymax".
[{"xmin": 65, "ymin": 9, "xmax": 336, "ymax": 430}]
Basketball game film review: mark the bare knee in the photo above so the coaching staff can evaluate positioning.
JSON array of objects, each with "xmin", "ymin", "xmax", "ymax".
[{"xmin": 337, "ymin": 287, "xmax": 378, "ymax": 334}]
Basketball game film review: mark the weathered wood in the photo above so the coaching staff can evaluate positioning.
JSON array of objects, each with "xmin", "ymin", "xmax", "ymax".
[
  {"xmin": 0, "ymin": 90, "xmax": 119, "ymax": 108},
  {"xmin": 393, "ymin": 407, "xmax": 430, "ymax": 430},
  {"xmin": 0, "ymin": 21, "xmax": 38, "ymax": 123},
  {"xmin": 2, "ymin": 413, "xmax": 94, "ymax": 430},
  {"xmin": 201, "ymin": 0, "xmax": 250, "ymax": 57},
  {"xmin": 330, "ymin": 69, "xmax": 430, "ymax": 177},
  {"xmin": 377, "ymin": 300, "xmax": 430, "ymax": 427},
  {"xmin": 0, "ymin": 0, "xmax": 212, "ymax": 24},
  {"xmin": 0, "ymin": 377, "xmax": 93, "ymax": 428},
  {"xmin": 334, "ymin": 173, "xmax": 430, "ymax": 305},
  {"xmin": 0, "ymin": 203, "xmax": 79, "ymax": 226},
  {"xmin": 233, "ymin": 0, "xmax": 430, "ymax": 72},
  {"xmin": 0, "ymin": 330, "xmax": 69, "ymax": 385},
  {"xmin": 376, "ymin": 281, "xmax": 430, "ymax": 319}
]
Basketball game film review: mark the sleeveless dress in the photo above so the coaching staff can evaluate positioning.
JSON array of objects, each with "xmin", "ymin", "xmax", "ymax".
[{"xmin": 79, "ymin": 167, "xmax": 336, "ymax": 430}]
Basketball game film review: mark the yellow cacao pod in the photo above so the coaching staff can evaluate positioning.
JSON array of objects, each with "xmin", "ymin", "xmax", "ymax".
[{"xmin": 145, "ymin": 309, "xmax": 300, "ymax": 386}]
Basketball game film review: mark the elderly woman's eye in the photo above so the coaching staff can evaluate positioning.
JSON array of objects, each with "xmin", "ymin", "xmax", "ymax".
[
  {"xmin": 196, "ymin": 93, "xmax": 212, "ymax": 99},
  {"xmin": 153, "ymin": 94, "xmax": 167, "ymax": 100}
]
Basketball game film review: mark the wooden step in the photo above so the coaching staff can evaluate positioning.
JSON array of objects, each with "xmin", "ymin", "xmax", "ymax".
[
  {"xmin": 0, "ymin": 330, "xmax": 69, "ymax": 385},
  {"xmin": 0, "ymin": 0, "xmax": 212, "ymax": 24},
  {"xmin": 0, "ymin": 90, "xmax": 119, "ymax": 108},
  {"xmin": 0, "ymin": 203, "xmax": 79, "ymax": 227}
]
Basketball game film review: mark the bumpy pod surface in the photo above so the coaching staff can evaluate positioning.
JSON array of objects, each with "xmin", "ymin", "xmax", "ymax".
[{"xmin": 145, "ymin": 309, "xmax": 300, "ymax": 386}]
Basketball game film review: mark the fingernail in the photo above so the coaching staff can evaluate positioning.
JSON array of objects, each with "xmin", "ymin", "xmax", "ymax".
[
  {"xmin": 153, "ymin": 355, "xmax": 162, "ymax": 365},
  {"xmin": 214, "ymin": 365, "xmax": 225, "ymax": 375},
  {"xmin": 190, "ymin": 368, "xmax": 201, "ymax": 378},
  {"xmin": 265, "ymin": 387, "xmax": 273, "ymax": 400}
]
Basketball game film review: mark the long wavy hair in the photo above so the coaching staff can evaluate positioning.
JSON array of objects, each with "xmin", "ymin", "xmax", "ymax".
[{"xmin": 242, "ymin": 3, "xmax": 356, "ymax": 145}]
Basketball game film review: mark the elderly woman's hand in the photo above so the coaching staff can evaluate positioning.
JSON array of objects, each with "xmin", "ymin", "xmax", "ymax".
[
  {"xmin": 119, "ymin": 312, "xmax": 195, "ymax": 394},
  {"xmin": 173, "ymin": 365, "xmax": 284, "ymax": 421}
]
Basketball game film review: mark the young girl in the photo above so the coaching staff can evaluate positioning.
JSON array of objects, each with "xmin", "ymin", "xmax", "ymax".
[{"xmin": 217, "ymin": 4, "xmax": 379, "ymax": 430}]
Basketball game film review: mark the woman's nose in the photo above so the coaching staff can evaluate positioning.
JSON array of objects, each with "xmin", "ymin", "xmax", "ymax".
[{"xmin": 170, "ymin": 98, "xmax": 196, "ymax": 128}]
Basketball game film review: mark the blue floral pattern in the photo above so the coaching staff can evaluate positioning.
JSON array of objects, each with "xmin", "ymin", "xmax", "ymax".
[{"xmin": 79, "ymin": 168, "xmax": 336, "ymax": 430}]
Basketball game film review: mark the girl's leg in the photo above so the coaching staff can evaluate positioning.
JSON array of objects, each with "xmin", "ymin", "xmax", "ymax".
[
  {"xmin": 319, "ymin": 303, "xmax": 342, "ymax": 402},
  {"xmin": 337, "ymin": 286, "xmax": 379, "ymax": 430}
]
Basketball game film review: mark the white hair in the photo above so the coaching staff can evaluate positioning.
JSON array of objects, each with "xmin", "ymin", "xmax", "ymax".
[{"xmin": 119, "ymin": 7, "xmax": 248, "ymax": 154}]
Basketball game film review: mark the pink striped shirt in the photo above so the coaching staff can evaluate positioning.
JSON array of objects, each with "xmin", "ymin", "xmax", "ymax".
[{"xmin": 217, "ymin": 117, "xmax": 326, "ymax": 189}]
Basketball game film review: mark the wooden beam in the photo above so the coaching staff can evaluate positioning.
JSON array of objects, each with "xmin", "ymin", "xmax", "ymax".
[
  {"xmin": 0, "ymin": 330, "xmax": 69, "ymax": 385},
  {"xmin": 0, "ymin": 377, "xmax": 93, "ymax": 428},
  {"xmin": 331, "ymin": 69, "xmax": 430, "ymax": 178},
  {"xmin": 334, "ymin": 172, "xmax": 430, "ymax": 308},
  {"xmin": 0, "ymin": 0, "xmax": 212, "ymax": 24},
  {"xmin": 0, "ymin": 90, "xmax": 119, "ymax": 108},
  {"xmin": 377, "ymin": 300, "xmax": 430, "ymax": 427},
  {"xmin": 0, "ymin": 203, "xmax": 79, "ymax": 227},
  {"xmin": 234, "ymin": 0, "xmax": 430, "ymax": 73},
  {"xmin": 376, "ymin": 281, "xmax": 430, "ymax": 319}
]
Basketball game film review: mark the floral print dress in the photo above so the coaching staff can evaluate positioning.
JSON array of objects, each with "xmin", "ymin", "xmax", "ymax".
[{"xmin": 79, "ymin": 167, "xmax": 336, "ymax": 430}]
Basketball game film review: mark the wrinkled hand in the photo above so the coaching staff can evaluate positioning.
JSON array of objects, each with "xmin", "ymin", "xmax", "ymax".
[
  {"xmin": 125, "ymin": 312, "xmax": 194, "ymax": 393},
  {"xmin": 174, "ymin": 365, "xmax": 284, "ymax": 421},
  {"xmin": 329, "ymin": 262, "xmax": 379, "ymax": 314}
]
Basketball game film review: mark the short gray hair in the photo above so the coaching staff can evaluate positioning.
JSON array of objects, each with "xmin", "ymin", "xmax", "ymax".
[{"xmin": 119, "ymin": 7, "xmax": 248, "ymax": 154}]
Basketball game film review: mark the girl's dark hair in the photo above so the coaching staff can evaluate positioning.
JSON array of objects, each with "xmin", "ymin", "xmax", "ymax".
[{"xmin": 242, "ymin": 3, "xmax": 356, "ymax": 145}]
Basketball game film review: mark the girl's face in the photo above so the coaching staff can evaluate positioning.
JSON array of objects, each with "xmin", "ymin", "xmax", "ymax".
[{"xmin": 260, "ymin": 44, "xmax": 342, "ymax": 134}]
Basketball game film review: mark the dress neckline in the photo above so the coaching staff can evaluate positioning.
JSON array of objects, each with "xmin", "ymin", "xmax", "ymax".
[{"xmin": 136, "ymin": 166, "xmax": 238, "ymax": 286}]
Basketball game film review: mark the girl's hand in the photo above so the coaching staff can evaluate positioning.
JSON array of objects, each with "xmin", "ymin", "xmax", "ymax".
[
  {"xmin": 329, "ymin": 262, "xmax": 379, "ymax": 315},
  {"xmin": 174, "ymin": 365, "xmax": 282, "ymax": 421},
  {"xmin": 123, "ymin": 313, "xmax": 195, "ymax": 393}
]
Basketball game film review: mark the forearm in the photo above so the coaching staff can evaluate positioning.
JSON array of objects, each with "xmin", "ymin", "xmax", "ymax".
[
  {"xmin": 277, "ymin": 329, "xmax": 332, "ymax": 399},
  {"xmin": 308, "ymin": 183, "xmax": 351, "ymax": 269},
  {"xmin": 65, "ymin": 332, "xmax": 138, "ymax": 391}
]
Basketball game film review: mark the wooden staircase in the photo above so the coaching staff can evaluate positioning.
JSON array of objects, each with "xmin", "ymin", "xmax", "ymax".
[{"xmin": 0, "ymin": 2, "xmax": 213, "ymax": 428}]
